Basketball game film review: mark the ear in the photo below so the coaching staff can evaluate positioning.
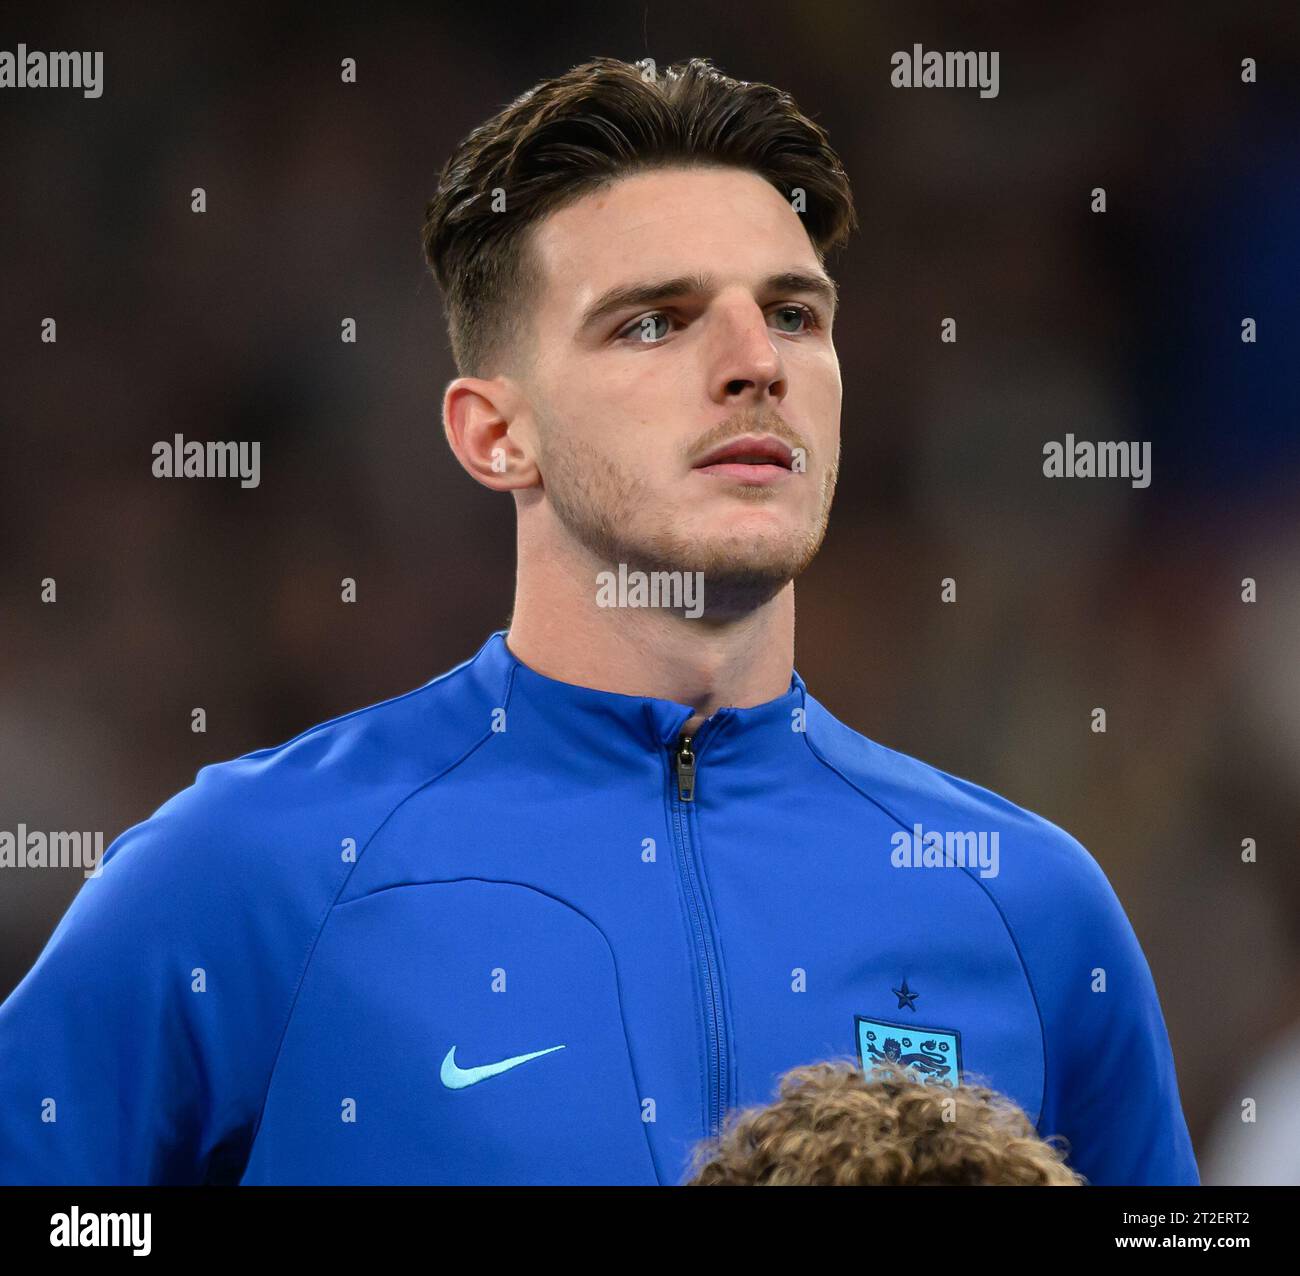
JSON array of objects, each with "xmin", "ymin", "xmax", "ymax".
[{"xmin": 442, "ymin": 377, "xmax": 540, "ymax": 492}]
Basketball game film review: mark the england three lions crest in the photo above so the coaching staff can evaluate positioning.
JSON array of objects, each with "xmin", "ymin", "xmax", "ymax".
[{"xmin": 855, "ymin": 1015, "xmax": 963, "ymax": 1088}]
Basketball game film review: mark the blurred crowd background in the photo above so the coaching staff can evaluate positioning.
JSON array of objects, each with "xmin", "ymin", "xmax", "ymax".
[{"xmin": 1, "ymin": 1, "xmax": 1296, "ymax": 1182}]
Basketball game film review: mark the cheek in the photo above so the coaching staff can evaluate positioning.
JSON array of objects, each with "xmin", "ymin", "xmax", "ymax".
[
  {"xmin": 805, "ymin": 345, "xmax": 842, "ymax": 403},
  {"xmin": 807, "ymin": 356, "xmax": 842, "ymax": 432},
  {"xmin": 783, "ymin": 390, "xmax": 838, "ymax": 476},
  {"xmin": 617, "ymin": 356, "xmax": 679, "ymax": 415},
  {"xmin": 590, "ymin": 360, "xmax": 687, "ymax": 466}
]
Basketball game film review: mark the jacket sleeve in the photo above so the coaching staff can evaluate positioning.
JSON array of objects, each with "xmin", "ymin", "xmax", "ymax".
[
  {"xmin": 0, "ymin": 768, "xmax": 334, "ymax": 1185},
  {"xmin": 1034, "ymin": 839, "xmax": 1199, "ymax": 1186}
]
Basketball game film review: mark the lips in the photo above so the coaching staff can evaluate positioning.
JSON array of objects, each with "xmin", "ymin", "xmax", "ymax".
[{"xmin": 692, "ymin": 435, "xmax": 794, "ymax": 470}]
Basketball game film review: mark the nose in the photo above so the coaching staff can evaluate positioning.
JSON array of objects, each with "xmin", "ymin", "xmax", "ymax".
[{"xmin": 709, "ymin": 295, "xmax": 788, "ymax": 409}]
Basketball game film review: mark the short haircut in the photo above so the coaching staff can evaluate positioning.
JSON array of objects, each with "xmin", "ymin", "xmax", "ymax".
[
  {"xmin": 685, "ymin": 1060, "xmax": 1086, "ymax": 1186},
  {"xmin": 421, "ymin": 56, "xmax": 857, "ymax": 378}
]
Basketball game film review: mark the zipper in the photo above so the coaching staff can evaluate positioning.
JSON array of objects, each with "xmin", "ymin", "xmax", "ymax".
[
  {"xmin": 669, "ymin": 730, "xmax": 729, "ymax": 1137},
  {"xmin": 674, "ymin": 734, "xmax": 697, "ymax": 802}
]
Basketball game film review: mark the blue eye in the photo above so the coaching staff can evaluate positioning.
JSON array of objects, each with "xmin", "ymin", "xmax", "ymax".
[
  {"xmin": 620, "ymin": 312, "xmax": 672, "ymax": 343},
  {"xmin": 616, "ymin": 303, "xmax": 818, "ymax": 344},
  {"xmin": 770, "ymin": 304, "xmax": 815, "ymax": 333}
]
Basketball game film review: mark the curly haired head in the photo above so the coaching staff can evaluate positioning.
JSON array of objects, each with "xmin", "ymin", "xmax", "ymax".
[{"xmin": 685, "ymin": 1059, "xmax": 1086, "ymax": 1186}]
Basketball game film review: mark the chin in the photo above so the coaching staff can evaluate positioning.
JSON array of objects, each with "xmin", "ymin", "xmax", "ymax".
[
  {"xmin": 613, "ymin": 528, "xmax": 818, "ymax": 617},
  {"xmin": 691, "ymin": 535, "xmax": 820, "ymax": 586}
]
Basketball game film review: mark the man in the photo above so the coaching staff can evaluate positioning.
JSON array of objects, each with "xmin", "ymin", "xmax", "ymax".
[{"xmin": 0, "ymin": 57, "xmax": 1197, "ymax": 1186}]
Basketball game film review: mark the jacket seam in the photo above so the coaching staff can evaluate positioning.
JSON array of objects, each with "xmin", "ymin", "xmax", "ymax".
[
  {"xmin": 797, "ymin": 725, "xmax": 1049, "ymax": 1127},
  {"xmin": 323, "ymin": 875, "xmax": 662, "ymax": 1184},
  {"xmin": 240, "ymin": 645, "xmax": 515, "ymax": 1172}
]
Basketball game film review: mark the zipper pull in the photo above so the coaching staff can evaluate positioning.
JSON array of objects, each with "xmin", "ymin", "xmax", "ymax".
[{"xmin": 674, "ymin": 735, "xmax": 697, "ymax": 802}]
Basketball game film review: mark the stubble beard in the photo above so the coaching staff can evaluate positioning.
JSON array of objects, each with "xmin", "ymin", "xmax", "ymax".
[{"xmin": 537, "ymin": 425, "xmax": 839, "ymax": 620}]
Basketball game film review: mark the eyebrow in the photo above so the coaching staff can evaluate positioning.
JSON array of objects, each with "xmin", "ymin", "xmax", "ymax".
[{"xmin": 578, "ymin": 269, "xmax": 840, "ymax": 333}]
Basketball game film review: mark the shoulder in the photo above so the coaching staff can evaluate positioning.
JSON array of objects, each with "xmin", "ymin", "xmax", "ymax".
[
  {"xmin": 102, "ymin": 644, "xmax": 502, "ymax": 900},
  {"xmin": 801, "ymin": 694, "xmax": 1123, "ymax": 917}
]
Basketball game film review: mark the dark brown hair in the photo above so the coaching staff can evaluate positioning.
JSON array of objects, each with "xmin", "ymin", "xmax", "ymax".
[
  {"xmin": 422, "ymin": 56, "xmax": 857, "ymax": 378},
  {"xmin": 685, "ymin": 1060, "xmax": 1086, "ymax": 1186}
]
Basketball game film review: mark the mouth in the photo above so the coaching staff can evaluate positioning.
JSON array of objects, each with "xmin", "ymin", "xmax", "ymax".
[{"xmin": 692, "ymin": 434, "xmax": 796, "ymax": 485}]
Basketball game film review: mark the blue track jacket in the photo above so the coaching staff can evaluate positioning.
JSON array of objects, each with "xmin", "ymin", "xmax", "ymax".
[{"xmin": 0, "ymin": 629, "xmax": 1198, "ymax": 1185}]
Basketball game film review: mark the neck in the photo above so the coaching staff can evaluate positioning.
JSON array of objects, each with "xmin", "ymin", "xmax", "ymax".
[{"xmin": 507, "ymin": 524, "xmax": 796, "ymax": 736}]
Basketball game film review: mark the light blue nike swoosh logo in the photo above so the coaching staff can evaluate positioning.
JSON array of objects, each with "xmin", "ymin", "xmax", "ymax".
[{"xmin": 440, "ymin": 1043, "xmax": 566, "ymax": 1089}]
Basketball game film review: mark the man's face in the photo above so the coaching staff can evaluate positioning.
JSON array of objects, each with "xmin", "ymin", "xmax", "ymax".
[{"xmin": 519, "ymin": 165, "xmax": 842, "ymax": 616}]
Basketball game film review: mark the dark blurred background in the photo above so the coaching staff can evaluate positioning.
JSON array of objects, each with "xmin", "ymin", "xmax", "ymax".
[{"xmin": 1, "ymin": 0, "xmax": 1297, "ymax": 1182}]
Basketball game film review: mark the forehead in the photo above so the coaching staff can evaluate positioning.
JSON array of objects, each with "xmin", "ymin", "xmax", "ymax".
[{"xmin": 527, "ymin": 166, "xmax": 821, "ymax": 314}]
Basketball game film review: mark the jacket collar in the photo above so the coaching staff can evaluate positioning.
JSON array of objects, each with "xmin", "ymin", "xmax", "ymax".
[{"xmin": 466, "ymin": 629, "xmax": 808, "ymax": 755}]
